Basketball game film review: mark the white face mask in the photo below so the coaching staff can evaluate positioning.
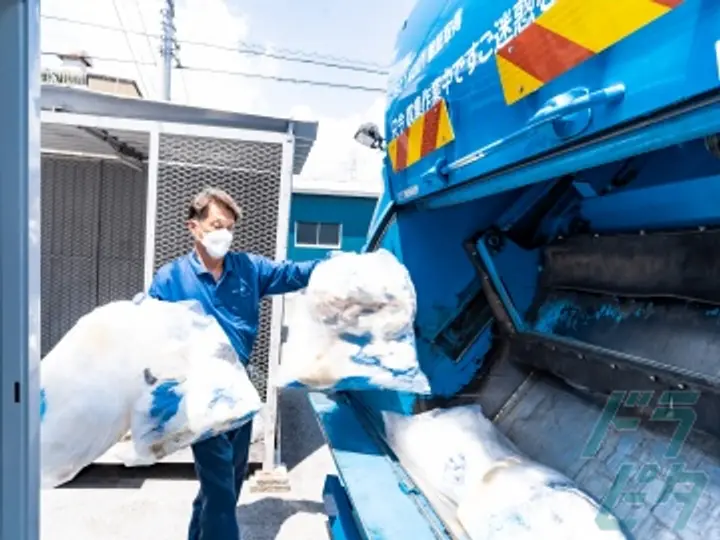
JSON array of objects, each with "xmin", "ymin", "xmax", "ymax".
[{"xmin": 201, "ymin": 229, "xmax": 233, "ymax": 259}]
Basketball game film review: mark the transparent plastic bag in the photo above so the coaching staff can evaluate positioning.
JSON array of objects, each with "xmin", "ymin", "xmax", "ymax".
[
  {"xmin": 40, "ymin": 298, "xmax": 260, "ymax": 488},
  {"xmin": 382, "ymin": 406, "xmax": 628, "ymax": 539},
  {"xmin": 277, "ymin": 249, "xmax": 431, "ymax": 394}
]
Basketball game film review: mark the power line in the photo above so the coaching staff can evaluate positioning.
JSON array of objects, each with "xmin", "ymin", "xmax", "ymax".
[
  {"xmin": 110, "ymin": 0, "xmax": 150, "ymax": 97},
  {"xmin": 177, "ymin": 39, "xmax": 389, "ymax": 75},
  {"xmin": 177, "ymin": 64, "xmax": 386, "ymax": 93},
  {"xmin": 179, "ymin": 69, "xmax": 191, "ymax": 104},
  {"xmin": 42, "ymin": 51, "xmax": 154, "ymax": 65},
  {"xmin": 40, "ymin": 51, "xmax": 387, "ymax": 93},
  {"xmin": 132, "ymin": 0, "xmax": 159, "ymax": 97},
  {"xmin": 132, "ymin": 0, "xmax": 159, "ymax": 67},
  {"xmin": 41, "ymin": 14, "xmax": 390, "ymax": 74}
]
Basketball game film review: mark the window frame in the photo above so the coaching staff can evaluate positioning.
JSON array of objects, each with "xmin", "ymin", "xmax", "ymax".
[{"xmin": 294, "ymin": 220, "xmax": 342, "ymax": 249}]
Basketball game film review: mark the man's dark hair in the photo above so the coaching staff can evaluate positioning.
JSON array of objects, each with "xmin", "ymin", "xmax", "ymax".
[{"xmin": 187, "ymin": 187, "xmax": 242, "ymax": 222}]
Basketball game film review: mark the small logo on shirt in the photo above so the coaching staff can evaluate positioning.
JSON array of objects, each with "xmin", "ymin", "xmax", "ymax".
[{"xmin": 237, "ymin": 279, "xmax": 250, "ymax": 297}]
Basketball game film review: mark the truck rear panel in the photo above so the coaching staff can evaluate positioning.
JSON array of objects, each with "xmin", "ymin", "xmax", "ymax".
[{"xmin": 385, "ymin": 0, "xmax": 720, "ymax": 204}]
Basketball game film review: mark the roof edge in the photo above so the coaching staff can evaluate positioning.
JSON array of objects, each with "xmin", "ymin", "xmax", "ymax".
[
  {"xmin": 292, "ymin": 179, "xmax": 382, "ymax": 198},
  {"xmin": 40, "ymin": 84, "xmax": 319, "ymax": 175}
]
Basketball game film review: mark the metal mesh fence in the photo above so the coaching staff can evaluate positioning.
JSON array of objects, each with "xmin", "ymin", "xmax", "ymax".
[
  {"xmin": 97, "ymin": 161, "xmax": 147, "ymax": 306},
  {"xmin": 41, "ymin": 157, "xmax": 100, "ymax": 356},
  {"xmin": 153, "ymin": 133, "xmax": 284, "ymax": 398}
]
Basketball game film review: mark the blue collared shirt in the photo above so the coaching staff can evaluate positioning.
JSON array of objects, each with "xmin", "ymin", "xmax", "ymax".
[{"xmin": 148, "ymin": 251, "xmax": 319, "ymax": 363}]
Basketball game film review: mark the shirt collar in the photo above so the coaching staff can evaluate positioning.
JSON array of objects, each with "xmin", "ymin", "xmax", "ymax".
[{"xmin": 187, "ymin": 251, "xmax": 233, "ymax": 277}]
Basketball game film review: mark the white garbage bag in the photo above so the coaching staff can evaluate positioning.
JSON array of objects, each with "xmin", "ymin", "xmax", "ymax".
[
  {"xmin": 382, "ymin": 406, "xmax": 628, "ymax": 540},
  {"xmin": 40, "ymin": 297, "xmax": 261, "ymax": 488},
  {"xmin": 277, "ymin": 249, "xmax": 431, "ymax": 394},
  {"xmin": 110, "ymin": 439, "xmax": 157, "ymax": 468},
  {"xmin": 130, "ymin": 350, "xmax": 260, "ymax": 461}
]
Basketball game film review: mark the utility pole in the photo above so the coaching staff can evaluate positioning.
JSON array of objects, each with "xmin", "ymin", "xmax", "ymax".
[{"xmin": 160, "ymin": 0, "xmax": 176, "ymax": 101}]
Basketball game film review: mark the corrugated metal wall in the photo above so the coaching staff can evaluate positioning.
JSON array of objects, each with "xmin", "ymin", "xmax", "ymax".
[{"xmin": 40, "ymin": 156, "xmax": 147, "ymax": 356}]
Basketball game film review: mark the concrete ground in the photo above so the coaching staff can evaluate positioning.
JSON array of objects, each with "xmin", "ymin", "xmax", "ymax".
[{"xmin": 41, "ymin": 388, "xmax": 336, "ymax": 540}]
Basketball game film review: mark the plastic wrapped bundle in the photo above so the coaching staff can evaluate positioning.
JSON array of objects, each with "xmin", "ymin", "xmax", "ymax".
[
  {"xmin": 40, "ymin": 297, "xmax": 261, "ymax": 488},
  {"xmin": 382, "ymin": 406, "xmax": 628, "ymax": 540},
  {"xmin": 277, "ymin": 249, "xmax": 431, "ymax": 394}
]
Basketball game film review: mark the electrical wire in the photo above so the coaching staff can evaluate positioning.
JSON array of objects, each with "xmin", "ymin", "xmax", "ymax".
[
  {"xmin": 41, "ymin": 51, "xmax": 387, "ymax": 93},
  {"xmin": 177, "ymin": 64, "xmax": 386, "ymax": 92},
  {"xmin": 179, "ymin": 39, "xmax": 389, "ymax": 75},
  {"xmin": 42, "ymin": 14, "xmax": 390, "ymax": 74},
  {"xmin": 42, "ymin": 51, "xmax": 154, "ymax": 66},
  {"xmin": 132, "ymin": 0, "xmax": 159, "ymax": 64},
  {"xmin": 110, "ymin": 0, "xmax": 150, "ymax": 96},
  {"xmin": 179, "ymin": 68, "xmax": 191, "ymax": 104},
  {"xmin": 132, "ymin": 0, "xmax": 159, "ymax": 97}
]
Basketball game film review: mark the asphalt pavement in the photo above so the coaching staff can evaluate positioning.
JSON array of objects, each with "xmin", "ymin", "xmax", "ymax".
[{"xmin": 41, "ymin": 388, "xmax": 335, "ymax": 540}]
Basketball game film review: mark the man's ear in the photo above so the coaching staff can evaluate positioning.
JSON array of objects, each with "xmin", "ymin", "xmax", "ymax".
[{"xmin": 187, "ymin": 220, "xmax": 200, "ymax": 240}]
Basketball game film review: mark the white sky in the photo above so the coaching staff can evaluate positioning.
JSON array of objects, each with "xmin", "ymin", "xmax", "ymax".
[{"xmin": 40, "ymin": 0, "xmax": 395, "ymax": 190}]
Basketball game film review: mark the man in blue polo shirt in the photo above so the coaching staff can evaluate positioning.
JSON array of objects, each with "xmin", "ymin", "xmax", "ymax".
[{"xmin": 148, "ymin": 187, "xmax": 320, "ymax": 540}]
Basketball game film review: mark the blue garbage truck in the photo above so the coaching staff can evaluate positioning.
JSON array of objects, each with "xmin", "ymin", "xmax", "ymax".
[{"xmin": 309, "ymin": 0, "xmax": 720, "ymax": 538}]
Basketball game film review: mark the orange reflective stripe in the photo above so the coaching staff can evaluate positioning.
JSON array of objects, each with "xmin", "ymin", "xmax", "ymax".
[
  {"xmin": 497, "ymin": 0, "xmax": 683, "ymax": 105},
  {"xmin": 652, "ymin": 0, "xmax": 682, "ymax": 8},
  {"xmin": 395, "ymin": 132, "xmax": 408, "ymax": 171},
  {"xmin": 388, "ymin": 100, "xmax": 455, "ymax": 173},
  {"xmin": 421, "ymin": 103, "xmax": 442, "ymax": 157},
  {"xmin": 405, "ymin": 119, "xmax": 424, "ymax": 167},
  {"xmin": 498, "ymin": 24, "xmax": 594, "ymax": 83},
  {"xmin": 435, "ymin": 101, "xmax": 455, "ymax": 151}
]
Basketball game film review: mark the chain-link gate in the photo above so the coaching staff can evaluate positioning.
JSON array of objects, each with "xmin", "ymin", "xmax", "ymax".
[{"xmin": 152, "ymin": 133, "xmax": 285, "ymax": 399}]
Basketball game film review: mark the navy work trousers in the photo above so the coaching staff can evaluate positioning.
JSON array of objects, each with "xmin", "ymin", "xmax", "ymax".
[{"xmin": 187, "ymin": 421, "xmax": 254, "ymax": 540}]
